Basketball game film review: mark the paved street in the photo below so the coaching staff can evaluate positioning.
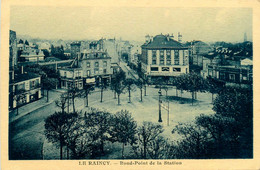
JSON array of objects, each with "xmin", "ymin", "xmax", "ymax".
[
  {"xmin": 9, "ymin": 82, "xmax": 214, "ymax": 159},
  {"xmin": 9, "ymin": 90, "xmax": 63, "ymax": 160}
]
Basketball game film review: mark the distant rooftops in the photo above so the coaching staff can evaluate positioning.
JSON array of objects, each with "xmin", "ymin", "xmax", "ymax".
[{"xmin": 71, "ymin": 42, "xmax": 81, "ymax": 46}]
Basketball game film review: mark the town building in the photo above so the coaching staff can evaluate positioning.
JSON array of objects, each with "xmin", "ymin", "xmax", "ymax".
[
  {"xmin": 79, "ymin": 50, "xmax": 112, "ymax": 86},
  {"xmin": 207, "ymin": 64, "xmax": 252, "ymax": 85},
  {"xmin": 59, "ymin": 67, "xmax": 84, "ymax": 90},
  {"xmin": 190, "ymin": 41, "xmax": 213, "ymax": 67},
  {"xmin": 89, "ymin": 39, "xmax": 104, "ymax": 51},
  {"xmin": 19, "ymin": 48, "xmax": 45, "ymax": 62},
  {"xmin": 140, "ymin": 34, "xmax": 189, "ymax": 83},
  {"xmin": 9, "ymin": 30, "xmax": 18, "ymax": 69},
  {"xmin": 70, "ymin": 42, "xmax": 81, "ymax": 58},
  {"xmin": 9, "ymin": 69, "xmax": 42, "ymax": 109}
]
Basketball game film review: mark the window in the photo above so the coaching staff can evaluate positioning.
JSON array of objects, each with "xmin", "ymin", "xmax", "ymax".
[
  {"xmin": 87, "ymin": 70, "xmax": 91, "ymax": 76},
  {"xmin": 152, "ymin": 50, "xmax": 157, "ymax": 65},
  {"xmin": 162, "ymin": 67, "xmax": 169, "ymax": 71},
  {"xmin": 208, "ymin": 70, "xmax": 213, "ymax": 76},
  {"xmin": 30, "ymin": 80, "xmax": 35, "ymax": 89},
  {"xmin": 172, "ymin": 67, "xmax": 181, "ymax": 72},
  {"xmin": 103, "ymin": 69, "xmax": 107, "ymax": 74},
  {"xmin": 87, "ymin": 62, "xmax": 90, "ymax": 68},
  {"xmin": 174, "ymin": 50, "xmax": 179, "ymax": 65},
  {"xmin": 151, "ymin": 67, "xmax": 159, "ymax": 71},
  {"xmin": 64, "ymin": 72, "xmax": 67, "ymax": 77},
  {"xmin": 94, "ymin": 68, "xmax": 99, "ymax": 74},
  {"xmin": 219, "ymin": 72, "xmax": 225, "ymax": 80},
  {"xmin": 160, "ymin": 50, "xmax": 164, "ymax": 65},
  {"xmin": 95, "ymin": 62, "xmax": 99, "ymax": 67},
  {"xmin": 75, "ymin": 71, "xmax": 81, "ymax": 78},
  {"xmin": 78, "ymin": 82, "xmax": 82, "ymax": 88},
  {"xmin": 103, "ymin": 61, "xmax": 107, "ymax": 67},
  {"xmin": 229, "ymin": 74, "xmax": 235, "ymax": 82},
  {"xmin": 166, "ymin": 50, "xmax": 171, "ymax": 65}
]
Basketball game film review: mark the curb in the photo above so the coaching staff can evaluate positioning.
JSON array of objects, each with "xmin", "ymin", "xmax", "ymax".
[{"xmin": 9, "ymin": 100, "xmax": 54, "ymax": 123}]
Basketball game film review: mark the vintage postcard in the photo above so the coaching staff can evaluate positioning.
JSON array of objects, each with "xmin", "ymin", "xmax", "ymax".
[{"xmin": 1, "ymin": 0, "xmax": 260, "ymax": 169}]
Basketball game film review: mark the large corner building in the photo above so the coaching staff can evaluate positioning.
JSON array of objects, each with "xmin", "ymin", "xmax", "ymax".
[{"xmin": 140, "ymin": 34, "xmax": 189, "ymax": 83}]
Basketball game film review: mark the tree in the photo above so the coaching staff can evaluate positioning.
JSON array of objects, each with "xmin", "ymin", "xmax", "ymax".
[
  {"xmin": 67, "ymin": 86, "xmax": 81, "ymax": 113},
  {"xmin": 143, "ymin": 77, "xmax": 149, "ymax": 96},
  {"xmin": 84, "ymin": 109, "xmax": 112, "ymax": 157},
  {"xmin": 51, "ymin": 45, "xmax": 67, "ymax": 60},
  {"xmin": 25, "ymin": 40, "xmax": 29, "ymax": 45},
  {"xmin": 44, "ymin": 112, "xmax": 78, "ymax": 160},
  {"xmin": 66, "ymin": 120, "xmax": 98, "ymax": 159},
  {"xmin": 175, "ymin": 73, "xmax": 207, "ymax": 105},
  {"xmin": 124, "ymin": 78, "xmax": 136, "ymax": 103},
  {"xmin": 42, "ymin": 49, "xmax": 50, "ymax": 59},
  {"xmin": 146, "ymin": 135, "xmax": 170, "ymax": 159},
  {"xmin": 55, "ymin": 94, "xmax": 67, "ymax": 114},
  {"xmin": 110, "ymin": 110, "xmax": 137, "ymax": 158},
  {"xmin": 172, "ymin": 87, "xmax": 253, "ymax": 159},
  {"xmin": 83, "ymin": 83, "xmax": 94, "ymax": 107},
  {"xmin": 171, "ymin": 122, "xmax": 210, "ymax": 159},
  {"xmin": 212, "ymin": 87, "xmax": 253, "ymax": 157},
  {"xmin": 136, "ymin": 79, "xmax": 144, "ymax": 102},
  {"xmin": 205, "ymin": 76, "xmax": 225, "ymax": 102},
  {"xmin": 195, "ymin": 114, "xmax": 236, "ymax": 158},
  {"xmin": 42, "ymin": 77, "xmax": 58, "ymax": 102},
  {"xmin": 18, "ymin": 39, "xmax": 24, "ymax": 44},
  {"xmin": 132, "ymin": 122, "xmax": 164, "ymax": 159},
  {"xmin": 100, "ymin": 78, "xmax": 108, "ymax": 103},
  {"xmin": 112, "ymin": 70, "xmax": 126, "ymax": 105},
  {"xmin": 154, "ymin": 77, "xmax": 164, "ymax": 90}
]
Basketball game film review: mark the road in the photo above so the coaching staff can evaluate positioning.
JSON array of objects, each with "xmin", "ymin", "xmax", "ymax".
[{"xmin": 9, "ymin": 91, "xmax": 61, "ymax": 160}]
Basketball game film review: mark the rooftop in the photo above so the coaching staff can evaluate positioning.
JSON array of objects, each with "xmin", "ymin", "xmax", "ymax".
[
  {"xmin": 141, "ymin": 34, "xmax": 187, "ymax": 49},
  {"xmin": 11, "ymin": 72, "xmax": 40, "ymax": 84}
]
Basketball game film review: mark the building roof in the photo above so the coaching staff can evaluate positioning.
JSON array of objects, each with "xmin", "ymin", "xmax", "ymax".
[
  {"xmin": 45, "ymin": 57, "xmax": 61, "ymax": 62},
  {"xmin": 241, "ymin": 58, "xmax": 253, "ymax": 66},
  {"xmin": 141, "ymin": 34, "xmax": 187, "ymax": 49},
  {"xmin": 59, "ymin": 67, "xmax": 82, "ymax": 71},
  {"xmin": 11, "ymin": 72, "xmax": 40, "ymax": 84},
  {"xmin": 203, "ymin": 53, "xmax": 216, "ymax": 59}
]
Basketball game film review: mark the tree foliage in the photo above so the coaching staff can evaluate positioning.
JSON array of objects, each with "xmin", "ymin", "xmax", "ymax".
[
  {"xmin": 111, "ymin": 69, "xmax": 126, "ymax": 105},
  {"xmin": 172, "ymin": 86, "xmax": 253, "ymax": 158},
  {"xmin": 44, "ymin": 111, "xmax": 78, "ymax": 160},
  {"xmin": 110, "ymin": 110, "xmax": 137, "ymax": 158},
  {"xmin": 84, "ymin": 108, "xmax": 112, "ymax": 157},
  {"xmin": 124, "ymin": 78, "xmax": 136, "ymax": 103},
  {"xmin": 132, "ymin": 122, "xmax": 164, "ymax": 159}
]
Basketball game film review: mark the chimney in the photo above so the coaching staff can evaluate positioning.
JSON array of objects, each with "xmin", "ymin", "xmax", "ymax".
[
  {"xmin": 145, "ymin": 34, "xmax": 150, "ymax": 43},
  {"xmin": 178, "ymin": 32, "xmax": 182, "ymax": 43}
]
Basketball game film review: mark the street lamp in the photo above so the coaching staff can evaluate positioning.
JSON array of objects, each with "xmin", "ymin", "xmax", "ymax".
[{"xmin": 158, "ymin": 89, "xmax": 162, "ymax": 122}]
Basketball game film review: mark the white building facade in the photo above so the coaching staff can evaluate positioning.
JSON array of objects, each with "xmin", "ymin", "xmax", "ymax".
[{"xmin": 140, "ymin": 34, "xmax": 189, "ymax": 83}]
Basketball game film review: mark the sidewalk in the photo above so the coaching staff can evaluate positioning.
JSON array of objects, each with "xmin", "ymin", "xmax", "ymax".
[{"xmin": 9, "ymin": 89, "xmax": 64, "ymax": 123}]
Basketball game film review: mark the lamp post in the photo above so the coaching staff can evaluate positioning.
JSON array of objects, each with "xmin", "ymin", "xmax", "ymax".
[{"xmin": 158, "ymin": 89, "xmax": 162, "ymax": 122}]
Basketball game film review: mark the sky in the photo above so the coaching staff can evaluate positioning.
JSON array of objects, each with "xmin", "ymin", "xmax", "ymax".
[{"xmin": 10, "ymin": 6, "xmax": 252, "ymax": 42}]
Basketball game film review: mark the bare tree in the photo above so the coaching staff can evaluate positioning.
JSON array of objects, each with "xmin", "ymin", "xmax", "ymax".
[
  {"xmin": 124, "ymin": 78, "xmax": 136, "ymax": 103},
  {"xmin": 132, "ymin": 122, "xmax": 164, "ymax": 159}
]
